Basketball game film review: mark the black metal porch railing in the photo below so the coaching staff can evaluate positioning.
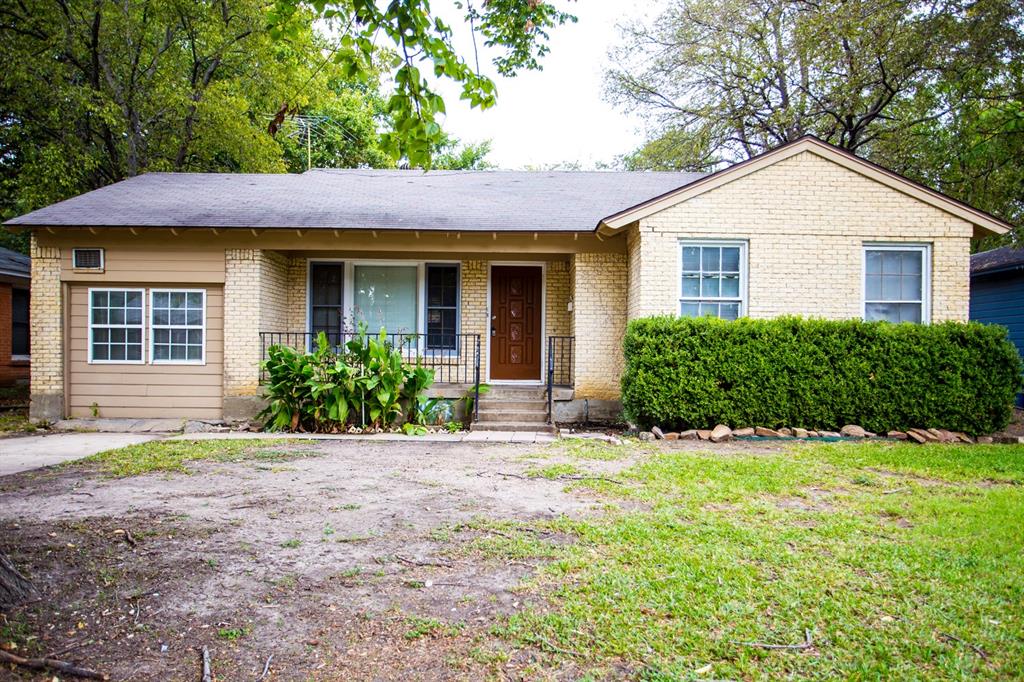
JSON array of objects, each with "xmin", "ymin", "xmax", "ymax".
[
  {"xmin": 259, "ymin": 332, "xmax": 481, "ymax": 416},
  {"xmin": 546, "ymin": 335, "xmax": 575, "ymax": 423}
]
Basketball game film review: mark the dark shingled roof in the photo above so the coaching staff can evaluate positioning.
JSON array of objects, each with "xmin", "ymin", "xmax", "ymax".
[
  {"xmin": 971, "ymin": 245, "xmax": 1024, "ymax": 276},
  {"xmin": 0, "ymin": 247, "xmax": 30, "ymax": 278},
  {"xmin": 3, "ymin": 168, "xmax": 706, "ymax": 232}
]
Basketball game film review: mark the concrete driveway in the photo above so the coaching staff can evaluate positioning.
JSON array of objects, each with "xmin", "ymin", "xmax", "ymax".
[{"xmin": 0, "ymin": 432, "xmax": 162, "ymax": 476}]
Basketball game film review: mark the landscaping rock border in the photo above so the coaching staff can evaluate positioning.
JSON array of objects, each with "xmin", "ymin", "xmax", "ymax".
[{"xmin": 645, "ymin": 423, "xmax": 1003, "ymax": 445}]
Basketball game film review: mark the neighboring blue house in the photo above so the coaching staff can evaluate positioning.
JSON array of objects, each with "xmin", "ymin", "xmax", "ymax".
[{"xmin": 970, "ymin": 245, "xmax": 1024, "ymax": 407}]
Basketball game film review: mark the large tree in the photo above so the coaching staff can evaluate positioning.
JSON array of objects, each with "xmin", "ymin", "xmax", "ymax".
[
  {"xmin": 606, "ymin": 0, "xmax": 1023, "ymax": 234},
  {"xmin": 269, "ymin": 0, "xmax": 575, "ymax": 167},
  {"xmin": 1, "ymin": 0, "xmax": 572, "ymax": 233},
  {"xmin": 0, "ymin": 0, "xmax": 359, "ymax": 223}
]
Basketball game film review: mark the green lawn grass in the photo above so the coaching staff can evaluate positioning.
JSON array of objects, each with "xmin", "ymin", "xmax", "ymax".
[
  {"xmin": 81, "ymin": 438, "xmax": 292, "ymax": 476},
  {"xmin": 501, "ymin": 441, "xmax": 1024, "ymax": 680},
  {"xmin": 0, "ymin": 411, "xmax": 34, "ymax": 434}
]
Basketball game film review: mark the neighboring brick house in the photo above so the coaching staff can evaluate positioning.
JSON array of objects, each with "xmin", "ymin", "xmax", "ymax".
[
  {"xmin": 0, "ymin": 247, "xmax": 30, "ymax": 386},
  {"xmin": 970, "ymin": 246, "xmax": 1024, "ymax": 407},
  {"xmin": 4, "ymin": 136, "xmax": 1013, "ymax": 426}
]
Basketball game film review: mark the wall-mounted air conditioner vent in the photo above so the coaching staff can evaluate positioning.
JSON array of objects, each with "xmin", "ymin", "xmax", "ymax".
[{"xmin": 72, "ymin": 248, "xmax": 104, "ymax": 270}]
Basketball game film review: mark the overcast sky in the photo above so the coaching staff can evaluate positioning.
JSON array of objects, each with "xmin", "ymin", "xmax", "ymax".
[{"xmin": 429, "ymin": 2, "xmax": 663, "ymax": 170}]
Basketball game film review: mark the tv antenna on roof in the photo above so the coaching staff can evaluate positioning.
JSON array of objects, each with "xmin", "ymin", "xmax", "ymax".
[{"xmin": 263, "ymin": 111, "xmax": 361, "ymax": 170}]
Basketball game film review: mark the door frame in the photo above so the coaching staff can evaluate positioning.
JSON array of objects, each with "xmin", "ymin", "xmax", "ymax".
[{"xmin": 486, "ymin": 261, "xmax": 546, "ymax": 384}]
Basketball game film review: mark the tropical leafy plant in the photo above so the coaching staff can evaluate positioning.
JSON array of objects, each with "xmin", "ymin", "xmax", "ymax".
[{"xmin": 259, "ymin": 325, "xmax": 435, "ymax": 433}]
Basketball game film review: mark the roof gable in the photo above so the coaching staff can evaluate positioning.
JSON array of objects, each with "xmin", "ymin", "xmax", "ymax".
[{"xmin": 597, "ymin": 136, "xmax": 1012, "ymax": 238}]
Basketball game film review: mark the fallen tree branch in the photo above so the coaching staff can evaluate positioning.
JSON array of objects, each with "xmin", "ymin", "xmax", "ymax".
[
  {"xmin": 882, "ymin": 488, "xmax": 910, "ymax": 495},
  {"xmin": 259, "ymin": 653, "xmax": 274, "ymax": 680},
  {"xmin": 46, "ymin": 638, "xmax": 96, "ymax": 659},
  {"xmin": 939, "ymin": 632, "xmax": 989, "ymax": 660},
  {"xmin": 112, "ymin": 529, "xmax": 137, "ymax": 548},
  {"xmin": 496, "ymin": 472, "xmax": 624, "ymax": 485},
  {"xmin": 201, "ymin": 646, "xmax": 212, "ymax": 682},
  {"xmin": 0, "ymin": 649, "xmax": 108, "ymax": 680},
  {"xmin": 557, "ymin": 474, "xmax": 624, "ymax": 485},
  {"xmin": 730, "ymin": 628, "xmax": 814, "ymax": 651}
]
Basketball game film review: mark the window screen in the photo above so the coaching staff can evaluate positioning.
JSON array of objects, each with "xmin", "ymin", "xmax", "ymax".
[
  {"xmin": 864, "ymin": 247, "xmax": 927, "ymax": 323},
  {"xmin": 426, "ymin": 264, "xmax": 458, "ymax": 350},
  {"xmin": 680, "ymin": 242, "xmax": 745, "ymax": 320},
  {"xmin": 11, "ymin": 288, "xmax": 28, "ymax": 356}
]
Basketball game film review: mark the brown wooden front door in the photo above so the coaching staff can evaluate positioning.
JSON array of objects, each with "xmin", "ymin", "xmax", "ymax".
[{"xmin": 490, "ymin": 266, "xmax": 542, "ymax": 380}]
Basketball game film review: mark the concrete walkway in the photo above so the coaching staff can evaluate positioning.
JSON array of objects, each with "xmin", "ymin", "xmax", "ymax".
[
  {"xmin": 170, "ymin": 430, "xmax": 560, "ymax": 444},
  {"xmin": 0, "ymin": 433, "xmax": 161, "ymax": 476}
]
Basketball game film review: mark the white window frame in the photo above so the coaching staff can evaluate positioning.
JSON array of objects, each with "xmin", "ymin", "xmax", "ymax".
[
  {"xmin": 87, "ymin": 287, "xmax": 146, "ymax": 364},
  {"xmin": 72, "ymin": 248, "xmax": 105, "ymax": 271},
  {"xmin": 149, "ymin": 288, "xmax": 207, "ymax": 365},
  {"xmin": 678, "ymin": 239, "xmax": 749, "ymax": 319},
  {"xmin": 862, "ymin": 243, "xmax": 931, "ymax": 324},
  {"xmin": 305, "ymin": 258, "xmax": 463, "ymax": 355},
  {"xmin": 424, "ymin": 262, "xmax": 462, "ymax": 352}
]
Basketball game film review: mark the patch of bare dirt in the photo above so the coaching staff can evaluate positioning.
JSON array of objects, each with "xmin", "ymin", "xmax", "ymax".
[
  {"xmin": 0, "ymin": 440, "xmax": 641, "ymax": 680},
  {"xmin": 991, "ymin": 407, "xmax": 1024, "ymax": 439}
]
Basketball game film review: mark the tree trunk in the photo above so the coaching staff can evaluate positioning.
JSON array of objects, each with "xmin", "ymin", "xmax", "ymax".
[{"xmin": 0, "ymin": 550, "xmax": 37, "ymax": 607}]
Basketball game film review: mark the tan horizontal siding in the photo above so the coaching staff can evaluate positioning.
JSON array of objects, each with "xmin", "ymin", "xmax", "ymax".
[
  {"xmin": 67, "ymin": 285, "xmax": 224, "ymax": 419},
  {"xmin": 61, "ymin": 246, "xmax": 226, "ymax": 283}
]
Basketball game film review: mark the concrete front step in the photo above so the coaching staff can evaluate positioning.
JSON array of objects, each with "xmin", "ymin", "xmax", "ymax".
[
  {"xmin": 477, "ymin": 409, "xmax": 548, "ymax": 423},
  {"xmin": 484, "ymin": 386, "xmax": 548, "ymax": 401},
  {"xmin": 470, "ymin": 421, "xmax": 558, "ymax": 433},
  {"xmin": 476, "ymin": 399, "xmax": 547, "ymax": 412}
]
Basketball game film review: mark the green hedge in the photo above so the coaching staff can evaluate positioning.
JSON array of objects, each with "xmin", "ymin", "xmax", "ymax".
[{"xmin": 622, "ymin": 316, "xmax": 1022, "ymax": 435}]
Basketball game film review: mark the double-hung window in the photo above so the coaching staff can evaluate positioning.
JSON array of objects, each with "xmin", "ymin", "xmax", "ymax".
[
  {"xmin": 89, "ymin": 289, "xmax": 144, "ymax": 362},
  {"xmin": 151, "ymin": 290, "xmax": 206, "ymax": 363},
  {"xmin": 680, "ymin": 241, "xmax": 746, "ymax": 320},
  {"xmin": 426, "ymin": 264, "xmax": 459, "ymax": 351},
  {"xmin": 863, "ymin": 244, "xmax": 930, "ymax": 323}
]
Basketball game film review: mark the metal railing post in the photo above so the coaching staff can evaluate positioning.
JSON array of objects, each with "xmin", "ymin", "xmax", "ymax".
[
  {"xmin": 547, "ymin": 336, "xmax": 554, "ymax": 423},
  {"xmin": 473, "ymin": 334, "xmax": 481, "ymax": 422}
]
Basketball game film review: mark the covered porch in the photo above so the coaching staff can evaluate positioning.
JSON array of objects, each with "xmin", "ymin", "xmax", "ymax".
[{"xmin": 249, "ymin": 252, "xmax": 580, "ymax": 423}]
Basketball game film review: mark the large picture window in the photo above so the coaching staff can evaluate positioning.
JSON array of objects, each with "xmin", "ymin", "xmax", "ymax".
[
  {"xmin": 89, "ymin": 289, "xmax": 144, "ymax": 362},
  {"xmin": 426, "ymin": 264, "xmax": 459, "ymax": 350},
  {"xmin": 679, "ymin": 241, "xmax": 746, "ymax": 320},
  {"xmin": 151, "ymin": 289, "xmax": 206, "ymax": 363},
  {"xmin": 353, "ymin": 265, "xmax": 418, "ymax": 334},
  {"xmin": 864, "ymin": 245, "xmax": 930, "ymax": 323}
]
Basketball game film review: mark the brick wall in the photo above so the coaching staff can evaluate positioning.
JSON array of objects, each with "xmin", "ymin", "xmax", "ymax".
[
  {"xmin": 286, "ymin": 257, "xmax": 307, "ymax": 332},
  {"xmin": 224, "ymin": 249, "xmax": 290, "ymax": 399},
  {"xmin": 632, "ymin": 151, "xmax": 974, "ymax": 322},
  {"xmin": 546, "ymin": 259, "xmax": 571, "ymax": 339},
  {"xmin": 460, "ymin": 260, "xmax": 488, "ymax": 373},
  {"xmin": 29, "ymin": 234, "xmax": 62, "ymax": 419},
  {"xmin": 571, "ymin": 252, "xmax": 628, "ymax": 399}
]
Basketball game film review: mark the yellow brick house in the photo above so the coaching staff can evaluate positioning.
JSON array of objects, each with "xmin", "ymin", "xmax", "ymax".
[{"xmin": 5, "ymin": 137, "xmax": 1012, "ymax": 428}]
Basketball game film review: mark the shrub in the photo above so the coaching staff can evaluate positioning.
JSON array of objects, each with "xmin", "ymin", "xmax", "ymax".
[
  {"xmin": 622, "ymin": 316, "xmax": 1022, "ymax": 435},
  {"xmin": 260, "ymin": 325, "xmax": 435, "ymax": 432}
]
